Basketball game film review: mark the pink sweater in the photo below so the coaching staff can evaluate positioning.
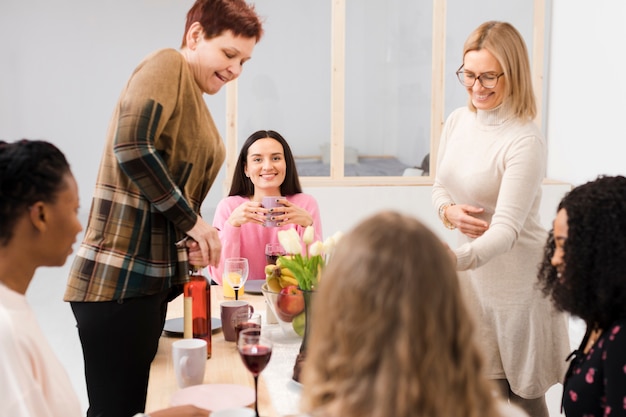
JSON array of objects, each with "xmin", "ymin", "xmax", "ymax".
[{"xmin": 208, "ymin": 194, "xmax": 323, "ymax": 283}]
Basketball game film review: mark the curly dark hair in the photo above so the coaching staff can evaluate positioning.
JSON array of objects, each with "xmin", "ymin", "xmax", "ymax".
[
  {"xmin": 0, "ymin": 139, "xmax": 71, "ymax": 246},
  {"xmin": 538, "ymin": 175, "xmax": 626, "ymax": 328}
]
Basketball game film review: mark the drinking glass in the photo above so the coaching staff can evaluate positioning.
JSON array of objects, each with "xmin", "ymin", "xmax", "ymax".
[
  {"xmin": 233, "ymin": 311, "xmax": 262, "ymax": 344},
  {"xmin": 223, "ymin": 257, "xmax": 249, "ymax": 301},
  {"xmin": 264, "ymin": 243, "xmax": 285, "ymax": 265},
  {"xmin": 237, "ymin": 328, "xmax": 272, "ymax": 417}
]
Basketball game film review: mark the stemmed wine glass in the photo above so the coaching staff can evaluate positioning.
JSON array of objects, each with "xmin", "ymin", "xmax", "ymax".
[
  {"xmin": 238, "ymin": 327, "xmax": 272, "ymax": 417},
  {"xmin": 223, "ymin": 257, "xmax": 249, "ymax": 300}
]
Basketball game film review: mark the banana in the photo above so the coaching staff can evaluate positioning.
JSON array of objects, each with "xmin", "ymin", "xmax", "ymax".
[
  {"xmin": 279, "ymin": 274, "xmax": 298, "ymax": 288},
  {"xmin": 265, "ymin": 264, "xmax": 278, "ymax": 278},
  {"xmin": 275, "ymin": 255, "xmax": 294, "ymax": 268},
  {"xmin": 267, "ymin": 276, "xmax": 282, "ymax": 292},
  {"xmin": 264, "ymin": 262, "xmax": 300, "ymax": 288},
  {"xmin": 280, "ymin": 266, "xmax": 296, "ymax": 279}
]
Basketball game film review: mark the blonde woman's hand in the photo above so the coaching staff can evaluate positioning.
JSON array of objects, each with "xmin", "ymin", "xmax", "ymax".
[
  {"xmin": 445, "ymin": 204, "xmax": 489, "ymax": 239},
  {"xmin": 271, "ymin": 198, "xmax": 313, "ymax": 227},
  {"xmin": 228, "ymin": 200, "xmax": 266, "ymax": 227},
  {"xmin": 148, "ymin": 405, "xmax": 209, "ymax": 417}
]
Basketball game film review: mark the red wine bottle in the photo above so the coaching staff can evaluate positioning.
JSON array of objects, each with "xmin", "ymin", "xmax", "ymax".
[{"xmin": 183, "ymin": 266, "xmax": 212, "ymax": 358}]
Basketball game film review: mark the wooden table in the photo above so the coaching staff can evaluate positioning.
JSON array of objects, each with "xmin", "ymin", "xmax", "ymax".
[{"xmin": 145, "ymin": 284, "xmax": 301, "ymax": 416}]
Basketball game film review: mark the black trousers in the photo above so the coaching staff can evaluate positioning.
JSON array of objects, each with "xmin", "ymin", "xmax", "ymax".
[{"xmin": 71, "ymin": 288, "xmax": 174, "ymax": 417}]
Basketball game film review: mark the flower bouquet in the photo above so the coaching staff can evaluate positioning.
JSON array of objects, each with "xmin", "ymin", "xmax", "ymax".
[
  {"xmin": 264, "ymin": 226, "xmax": 342, "ymax": 382},
  {"xmin": 263, "ymin": 227, "xmax": 342, "ymax": 337}
]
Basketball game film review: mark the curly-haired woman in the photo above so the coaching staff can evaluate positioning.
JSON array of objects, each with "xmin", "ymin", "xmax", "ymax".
[{"xmin": 538, "ymin": 175, "xmax": 626, "ymax": 417}]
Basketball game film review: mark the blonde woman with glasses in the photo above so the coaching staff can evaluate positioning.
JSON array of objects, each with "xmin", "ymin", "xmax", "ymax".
[{"xmin": 432, "ymin": 21, "xmax": 570, "ymax": 416}]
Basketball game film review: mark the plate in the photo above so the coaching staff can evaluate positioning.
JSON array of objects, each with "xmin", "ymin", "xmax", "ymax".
[
  {"xmin": 170, "ymin": 383, "xmax": 255, "ymax": 411},
  {"xmin": 163, "ymin": 317, "xmax": 221, "ymax": 337},
  {"xmin": 244, "ymin": 279, "xmax": 265, "ymax": 295}
]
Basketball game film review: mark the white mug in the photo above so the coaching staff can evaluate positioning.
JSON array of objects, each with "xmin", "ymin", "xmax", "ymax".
[{"xmin": 172, "ymin": 338, "xmax": 207, "ymax": 388}]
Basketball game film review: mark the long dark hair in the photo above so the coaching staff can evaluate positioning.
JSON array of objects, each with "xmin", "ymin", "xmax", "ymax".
[
  {"xmin": 0, "ymin": 139, "xmax": 71, "ymax": 245},
  {"xmin": 538, "ymin": 175, "xmax": 626, "ymax": 328},
  {"xmin": 228, "ymin": 130, "xmax": 302, "ymax": 197}
]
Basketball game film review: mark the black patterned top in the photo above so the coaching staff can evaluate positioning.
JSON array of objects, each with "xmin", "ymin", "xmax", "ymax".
[{"xmin": 563, "ymin": 318, "xmax": 626, "ymax": 417}]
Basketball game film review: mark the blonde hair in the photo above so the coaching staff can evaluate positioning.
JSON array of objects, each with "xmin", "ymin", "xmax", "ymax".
[
  {"xmin": 463, "ymin": 21, "xmax": 536, "ymax": 120},
  {"xmin": 300, "ymin": 211, "xmax": 501, "ymax": 417}
]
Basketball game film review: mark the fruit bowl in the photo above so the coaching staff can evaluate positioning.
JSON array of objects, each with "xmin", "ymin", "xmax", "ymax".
[{"xmin": 261, "ymin": 283, "xmax": 304, "ymax": 338}]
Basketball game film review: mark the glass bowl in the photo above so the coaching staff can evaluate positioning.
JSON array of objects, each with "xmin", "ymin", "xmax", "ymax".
[{"xmin": 261, "ymin": 283, "xmax": 304, "ymax": 338}]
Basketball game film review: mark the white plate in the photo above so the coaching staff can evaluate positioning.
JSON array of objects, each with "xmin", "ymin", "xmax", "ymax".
[
  {"xmin": 170, "ymin": 383, "xmax": 255, "ymax": 411},
  {"xmin": 244, "ymin": 279, "xmax": 265, "ymax": 294}
]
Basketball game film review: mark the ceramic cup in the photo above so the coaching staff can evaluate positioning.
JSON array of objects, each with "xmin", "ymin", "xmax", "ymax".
[
  {"xmin": 262, "ymin": 196, "xmax": 284, "ymax": 227},
  {"xmin": 220, "ymin": 300, "xmax": 254, "ymax": 342},
  {"xmin": 172, "ymin": 338, "xmax": 207, "ymax": 388}
]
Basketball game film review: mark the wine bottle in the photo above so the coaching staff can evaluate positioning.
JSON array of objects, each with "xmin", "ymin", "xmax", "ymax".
[{"xmin": 183, "ymin": 265, "xmax": 212, "ymax": 358}]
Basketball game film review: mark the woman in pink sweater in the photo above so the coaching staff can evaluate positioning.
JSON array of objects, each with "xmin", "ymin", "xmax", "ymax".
[{"xmin": 209, "ymin": 130, "xmax": 322, "ymax": 283}]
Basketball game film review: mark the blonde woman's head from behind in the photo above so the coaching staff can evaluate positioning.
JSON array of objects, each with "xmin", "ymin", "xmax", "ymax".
[{"xmin": 301, "ymin": 211, "xmax": 500, "ymax": 417}]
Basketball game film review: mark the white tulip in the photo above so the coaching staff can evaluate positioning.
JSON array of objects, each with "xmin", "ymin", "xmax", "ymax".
[
  {"xmin": 278, "ymin": 229, "xmax": 302, "ymax": 254},
  {"xmin": 309, "ymin": 241, "xmax": 324, "ymax": 257},
  {"xmin": 303, "ymin": 225, "xmax": 315, "ymax": 245}
]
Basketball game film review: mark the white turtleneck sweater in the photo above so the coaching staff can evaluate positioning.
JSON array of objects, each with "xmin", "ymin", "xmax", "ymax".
[{"xmin": 432, "ymin": 104, "xmax": 570, "ymax": 398}]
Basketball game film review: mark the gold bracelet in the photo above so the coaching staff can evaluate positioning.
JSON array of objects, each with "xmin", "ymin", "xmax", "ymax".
[{"xmin": 438, "ymin": 203, "xmax": 456, "ymax": 230}]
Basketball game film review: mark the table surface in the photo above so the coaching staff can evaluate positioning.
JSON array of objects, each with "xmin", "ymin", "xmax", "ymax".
[{"xmin": 145, "ymin": 283, "xmax": 303, "ymax": 417}]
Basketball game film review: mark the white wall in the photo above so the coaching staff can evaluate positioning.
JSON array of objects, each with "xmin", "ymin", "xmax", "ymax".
[
  {"xmin": 4, "ymin": 1, "xmax": 617, "ymax": 243},
  {"xmin": 546, "ymin": 0, "xmax": 626, "ymax": 185}
]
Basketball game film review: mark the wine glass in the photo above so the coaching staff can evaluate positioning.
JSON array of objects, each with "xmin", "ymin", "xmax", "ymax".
[
  {"xmin": 223, "ymin": 257, "xmax": 249, "ymax": 300},
  {"xmin": 264, "ymin": 243, "xmax": 285, "ymax": 265},
  {"xmin": 238, "ymin": 328, "xmax": 272, "ymax": 417},
  {"xmin": 233, "ymin": 311, "xmax": 262, "ymax": 344}
]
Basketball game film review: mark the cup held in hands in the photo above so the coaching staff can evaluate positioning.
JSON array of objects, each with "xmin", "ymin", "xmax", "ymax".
[{"xmin": 262, "ymin": 196, "xmax": 284, "ymax": 227}]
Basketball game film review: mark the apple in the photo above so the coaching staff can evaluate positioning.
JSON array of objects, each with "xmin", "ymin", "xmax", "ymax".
[
  {"xmin": 292, "ymin": 311, "xmax": 306, "ymax": 336},
  {"xmin": 276, "ymin": 285, "xmax": 305, "ymax": 322}
]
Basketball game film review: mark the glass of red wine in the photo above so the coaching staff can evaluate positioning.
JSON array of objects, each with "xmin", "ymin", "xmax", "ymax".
[
  {"xmin": 264, "ymin": 243, "xmax": 285, "ymax": 265},
  {"xmin": 233, "ymin": 311, "xmax": 262, "ymax": 344},
  {"xmin": 238, "ymin": 327, "xmax": 272, "ymax": 417}
]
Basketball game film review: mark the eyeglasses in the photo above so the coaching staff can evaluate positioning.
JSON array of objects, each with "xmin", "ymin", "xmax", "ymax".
[{"xmin": 456, "ymin": 65, "xmax": 504, "ymax": 89}]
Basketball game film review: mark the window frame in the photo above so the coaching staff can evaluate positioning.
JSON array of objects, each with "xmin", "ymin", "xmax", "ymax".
[{"xmin": 223, "ymin": 0, "xmax": 546, "ymax": 188}]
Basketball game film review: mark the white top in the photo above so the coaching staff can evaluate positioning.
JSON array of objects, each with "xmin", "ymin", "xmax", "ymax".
[
  {"xmin": 0, "ymin": 282, "xmax": 83, "ymax": 417},
  {"xmin": 432, "ymin": 105, "xmax": 570, "ymax": 398}
]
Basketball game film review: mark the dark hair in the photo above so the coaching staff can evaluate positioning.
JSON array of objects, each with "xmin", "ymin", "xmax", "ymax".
[
  {"xmin": 181, "ymin": 0, "xmax": 264, "ymax": 47},
  {"xmin": 538, "ymin": 175, "xmax": 626, "ymax": 328},
  {"xmin": 228, "ymin": 130, "xmax": 302, "ymax": 197},
  {"xmin": 0, "ymin": 139, "xmax": 71, "ymax": 246}
]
